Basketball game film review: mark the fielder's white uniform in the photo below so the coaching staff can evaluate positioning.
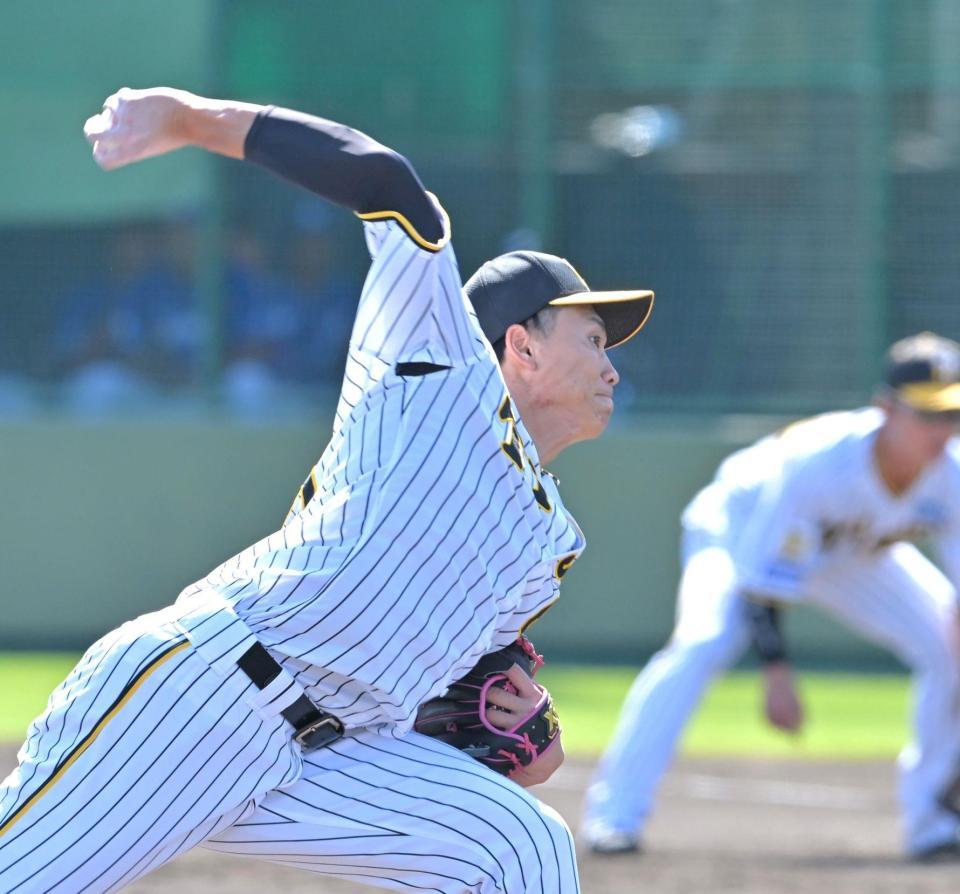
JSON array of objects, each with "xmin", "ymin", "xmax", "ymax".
[
  {"xmin": 0, "ymin": 206, "xmax": 583, "ymax": 892},
  {"xmin": 585, "ymin": 408, "xmax": 960, "ymax": 854}
]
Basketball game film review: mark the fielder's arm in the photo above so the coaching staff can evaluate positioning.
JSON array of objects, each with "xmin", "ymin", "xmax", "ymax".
[
  {"xmin": 84, "ymin": 87, "xmax": 442, "ymax": 242},
  {"xmin": 742, "ymin": 594, "xmax": 804, "ymax": 733},
  {"xmin": 743, "ymin": 599, "xmax": 788, "ymax": 665}
]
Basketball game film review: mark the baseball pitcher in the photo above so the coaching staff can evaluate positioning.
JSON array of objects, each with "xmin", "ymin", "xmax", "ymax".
[{"xmin": 0, "ymin": 87, "xmax": 653, "ymax": 893}]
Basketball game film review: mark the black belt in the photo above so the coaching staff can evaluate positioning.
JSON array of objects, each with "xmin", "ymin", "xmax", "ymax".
[{"xmin": 237, "ymin": 642, "xmax": 344, "ymax": 751}]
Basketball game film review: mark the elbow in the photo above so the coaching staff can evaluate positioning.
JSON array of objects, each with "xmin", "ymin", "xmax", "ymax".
[{"xmin": 364, "ymin": 149, "xmax": 444, "ymax": 243}]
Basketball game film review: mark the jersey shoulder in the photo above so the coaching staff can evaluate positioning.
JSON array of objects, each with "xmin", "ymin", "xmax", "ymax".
[
  {"xmin": 716, "ymin": 408, "xmax": 877, "ymax": 494},
  {"xmin": 772, "ymin": 407, "xmax": 879, "ymax": 468}
]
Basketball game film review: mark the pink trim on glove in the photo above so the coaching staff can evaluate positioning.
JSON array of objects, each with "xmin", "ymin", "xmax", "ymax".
[
  {"xmin": 506, "ymin": 732, "xmax": 560, "ymax": 780},
  {"xmin": 516, "ymin": 636, "xmax": 545, "ymax": 674},
  {"xmin": 478, "ymin": 674, "xmax": 548, "ymax": 735}
]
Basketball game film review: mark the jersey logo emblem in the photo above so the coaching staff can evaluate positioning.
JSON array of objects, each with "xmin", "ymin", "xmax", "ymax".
[
  {"xmin": 287, "ymin": 469, "xmax": 319, "ymax": 520},
  {"xmin": 780, "ymin": 531, "xmax": 807, "ymax": 560},
  {"xmin": 498, "ymin": 396, "xmax": 552, "ymax": 512},
  {"xmin": 554, "ymin": 554, "xmax": 577, "ymax": 580}
]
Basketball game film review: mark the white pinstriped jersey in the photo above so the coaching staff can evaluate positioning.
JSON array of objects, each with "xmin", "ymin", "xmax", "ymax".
[
  {"xmin": 682, "ymin": 408, "xmax": 960, "ymax": 601},
  {"xmin": 178, "ymin": 211, "xmax": 585, "ymax": 731}
]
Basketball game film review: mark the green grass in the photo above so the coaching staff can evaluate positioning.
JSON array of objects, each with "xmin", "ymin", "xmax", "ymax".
[
  {"xmin": 0, "ymin": 653, "xmax": 81, "ymax": 740},
  {"xmin": 540, "ymin": 665, "xmax": 911, "ymax": 759},
  {"xmin": 0, "ymin": 655, "xmax": 912, "ymax": 760}
]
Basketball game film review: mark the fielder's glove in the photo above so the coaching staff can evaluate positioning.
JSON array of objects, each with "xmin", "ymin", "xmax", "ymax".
[{"xmin": 414, "ymin": 637, "xmax": 561, "ymax": 777}]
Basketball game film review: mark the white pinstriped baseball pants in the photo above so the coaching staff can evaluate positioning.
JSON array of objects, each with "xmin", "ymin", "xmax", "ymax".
[
  {"xmin": 584, "ymin": 538, "xmax": 960, "ymax": 855},
  {"xmin": 0, "ymin": 606, "xmax": 579, "ymax": 892}
]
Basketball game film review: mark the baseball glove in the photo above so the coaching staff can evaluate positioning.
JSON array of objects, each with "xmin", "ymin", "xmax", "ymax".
[{"xmin": 414, "ymin": 636, "xmax": 561, "ymax": 777}]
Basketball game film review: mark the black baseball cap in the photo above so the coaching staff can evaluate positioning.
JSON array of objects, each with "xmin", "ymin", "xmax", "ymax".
[
  {"xmin": 885, "ymin": 331, "xmax": 960, "ymax": 413},
  {"xmin": 464, "ymin": 250, "xmax": 654, "ymax": 349}
]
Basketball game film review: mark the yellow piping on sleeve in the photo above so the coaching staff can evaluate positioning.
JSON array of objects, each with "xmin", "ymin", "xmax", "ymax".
[{"xmin": 356, "ymin": 192, "xmax": 451, "ymax": 252}]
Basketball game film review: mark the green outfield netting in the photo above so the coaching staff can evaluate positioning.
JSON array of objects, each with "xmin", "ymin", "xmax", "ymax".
[{"xmin": 2, "ymin": 0, "xmax": 959, "ymax": 416}]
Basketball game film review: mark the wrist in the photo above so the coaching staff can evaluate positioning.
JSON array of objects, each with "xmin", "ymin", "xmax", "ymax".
[
  {"xmin": 171, "ymin": 90, "xmax": 203, "ymax": 147},
  {"xmin": 763, "ymin": 660, "xmax": 793, "ymax": 680},
  {"xmin": 181, "ymin": 94, "xmax": 263, "ymax": 160}
]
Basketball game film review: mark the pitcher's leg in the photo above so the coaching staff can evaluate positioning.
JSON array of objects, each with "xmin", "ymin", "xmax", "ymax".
[
  {"xmin": 0, "ymin": 616, "xmax": 299, "ymax": 893},
  {"xmin": 206, "ymin": 727, "xmax": 579, "ymax": 893},
  {"xmin": 583, "ymin": 545, "xmax": 751, "ymax": 845}
]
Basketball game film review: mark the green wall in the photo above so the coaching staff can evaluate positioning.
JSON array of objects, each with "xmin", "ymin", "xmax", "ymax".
[
  {"xmin": 0, "ymin": 414, "xmax": 898, "ymax": 670},
  {"xmin": 0, "ymin": 0, "xmax": 214, "ymax": 223}
]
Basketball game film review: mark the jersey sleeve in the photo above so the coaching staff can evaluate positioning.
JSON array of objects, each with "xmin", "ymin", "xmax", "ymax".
[
  {"xmin": 348, "ymin": 209, "xmax": 489, "ymax": 369},
  {"xmin": 242, "ymin": 105, "xmax": 491, "ymax": 396},
  {"xmin": 732, "ymin": 468, "xmax": 820, "ymax": 603}
]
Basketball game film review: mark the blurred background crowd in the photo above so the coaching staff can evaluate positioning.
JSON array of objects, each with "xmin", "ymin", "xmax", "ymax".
[
  {"xmin": 5, "ymin": 0, "xmax": 960, "ymax": 421},
  {"xmin": 4, "ymin": 209, "xmax": 359, "ymax": 416}
]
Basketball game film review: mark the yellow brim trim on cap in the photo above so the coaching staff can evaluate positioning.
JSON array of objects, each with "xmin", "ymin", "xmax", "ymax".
[
  {"xmin": 897, "ymin": 381, "xmax": 960, "ymax": 412},
  {"xmin": 549, "ymin": 289, "xmax": 655, "ymax": 348},
  {"xmin": 549, "ymin": 289, "xmax": 655, "ymax": 306}
]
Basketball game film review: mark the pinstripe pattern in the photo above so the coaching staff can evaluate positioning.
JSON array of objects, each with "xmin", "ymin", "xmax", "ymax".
[
  {"xmin": 2, "ymin": 217, "xmax": 583, "ymax": 890},
  {"xmin": 0, "ymin": 607, "xmax": 301, "ymax": 892},
  {"xmin": 0, "ymin": 639, "xmax": 190, "ymax": 840},
  {"xmin": 178, "ymin": 220, "xmax": 585, "ymax": 732},
  {"xmin": 586, "ymin": 408, "xmax": 960, "ymax": 855},
  {"xmin": 204, "ymin": 728, "xmax": 579, "ymax": 893}
]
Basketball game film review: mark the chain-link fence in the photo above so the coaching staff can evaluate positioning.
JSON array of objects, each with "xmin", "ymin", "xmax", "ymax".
[{"xmin": 2, "ymin": 0, "xmax": 959, "ymax": 417}]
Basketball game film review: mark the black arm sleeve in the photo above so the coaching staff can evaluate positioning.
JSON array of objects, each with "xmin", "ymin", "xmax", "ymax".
[
  {"xmin": 744, "ymin": 600, "xmax": 788, "ymax": 665},
  {"xmin": 243, "ymin": 106, "xmax": 444, "ymax": 244}
]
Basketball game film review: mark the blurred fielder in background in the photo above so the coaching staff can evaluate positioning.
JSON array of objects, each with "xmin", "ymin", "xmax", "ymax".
[
  {"xmin": 0, "ymin": 86, "xmax": 652, "ymax": 893},
  {"xmin": 584, "ymin": 332, "xmax": 960, "ymax": 862}
]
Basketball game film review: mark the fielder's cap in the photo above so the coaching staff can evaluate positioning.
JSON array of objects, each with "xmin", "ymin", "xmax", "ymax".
[
  {"xmin": 885, "ymin": 331, "xmax": 960, "ymax": 413},
  {"xmin": 464, "ymin": 250, "xmax": 654, "ymax": 349}
]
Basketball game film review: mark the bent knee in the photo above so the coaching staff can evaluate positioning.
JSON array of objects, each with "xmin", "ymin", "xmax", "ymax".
[{"xmin": 474, "ymin": 789, "xmax": 577, "ymax": 892}]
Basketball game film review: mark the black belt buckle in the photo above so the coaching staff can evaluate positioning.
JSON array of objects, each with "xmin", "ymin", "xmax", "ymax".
[
  {"xmin": 237, "ymin": 644, "xmax": 345, "ymax": 753},
  {"xmin": 293, "ymin": 714, "xmax": 344, "ymax": 752}
]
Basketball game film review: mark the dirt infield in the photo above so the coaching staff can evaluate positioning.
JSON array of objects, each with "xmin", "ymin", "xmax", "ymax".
[{"xmin": 3, "ymin": 746, "xmax": 956, "ymax": 892}]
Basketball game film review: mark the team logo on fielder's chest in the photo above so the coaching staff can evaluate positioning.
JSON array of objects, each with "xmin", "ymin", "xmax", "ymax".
[
  {"xmin": 780, "ymin": 531, "xmax": 808, "ymax": 560},
  {"xmin": 498, "ymin": 396, "xmax": 552, "ymax": 512}
]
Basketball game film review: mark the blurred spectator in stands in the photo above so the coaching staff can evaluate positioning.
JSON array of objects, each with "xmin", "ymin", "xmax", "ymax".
[
  {"xmin": 221, "ymin": 225, "xmax": 303, "ymax": 414},
  {"xmin": 52, "ymin": 222, "xmax": 200, "ymax": 413},
  {"xmin": 221, "ymin": 209, "xmax": 359, "ymax": 414},
  {"xmin": 282, "ymin": 200, "xmax": 359, "ymax": 388}
]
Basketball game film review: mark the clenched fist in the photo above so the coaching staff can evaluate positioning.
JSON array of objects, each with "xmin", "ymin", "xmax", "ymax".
[
  {"xmin": 84, "ymin": 87, "xmax": 201, "ymax": 170},
  {"xmin": 84, "ymin": 87, "xmax": 260, "ymax": 170}
]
